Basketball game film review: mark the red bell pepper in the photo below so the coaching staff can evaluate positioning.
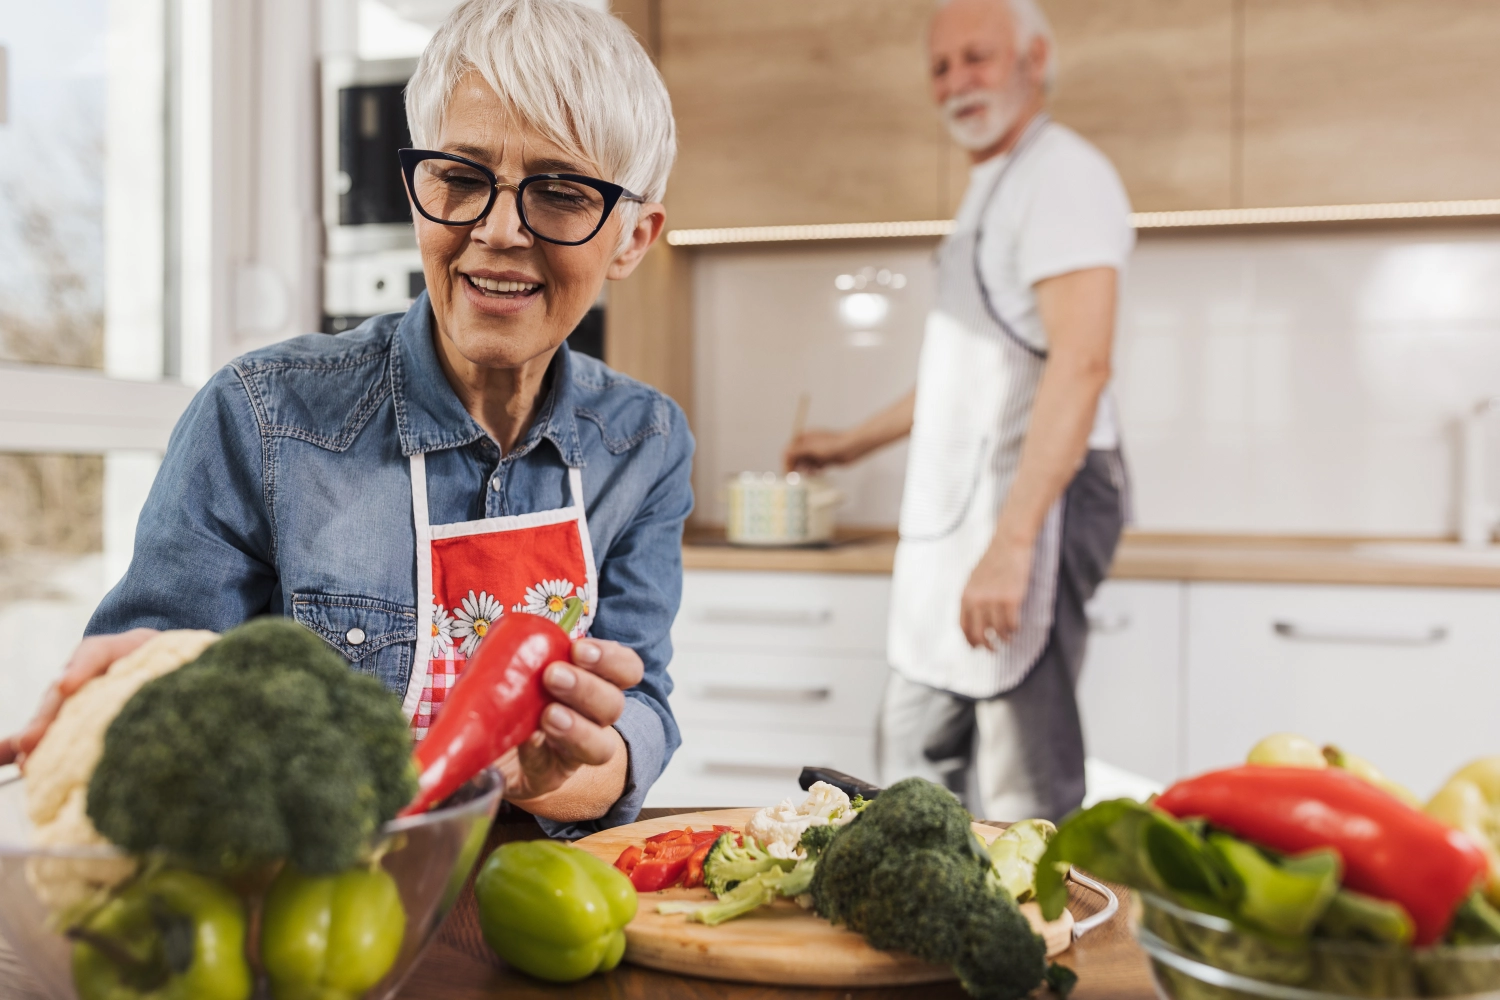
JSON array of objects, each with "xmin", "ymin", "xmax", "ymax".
[
  {"xmin": 613, "ymin": 844, "xmax": 643, "ymax": 875},
  {"xmin": 684, "ymin": 840, "xmax": 714, "ymax": 889},
  {"xmin": 400, "ymin": 599, "xmax": 586, "ymax": 817},
  {"xmin": 615, "ymin": 826, "xmax": 738, "ymax": 891},
  {"xmin": 630, "ymin": 843, "xmax": 696, "ymax": 892},
  {"xmin": 1156, "ymin": 765, "xmax": 1489, "ymax": 945}
]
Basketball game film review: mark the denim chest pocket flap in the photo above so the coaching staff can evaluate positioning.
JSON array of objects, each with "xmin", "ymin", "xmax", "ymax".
[{"xmin": 292, "ymin": 593, "xmax": 416, "ymax": 667}]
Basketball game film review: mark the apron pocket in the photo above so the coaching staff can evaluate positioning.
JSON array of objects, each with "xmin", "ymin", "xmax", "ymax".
[{"xmin": 291, "ymin": 593, "xmax": 416, "ymax": 692}]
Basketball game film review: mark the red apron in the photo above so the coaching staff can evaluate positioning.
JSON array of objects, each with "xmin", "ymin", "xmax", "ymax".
[{"xmin": 401, "ymin": 453, "xmax": 598, "ymax": 741}]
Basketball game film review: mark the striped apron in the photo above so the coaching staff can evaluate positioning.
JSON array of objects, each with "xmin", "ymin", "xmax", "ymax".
[{"xmin": 887, "ymin": 115, "xmax": 1061, "ymax": 700}]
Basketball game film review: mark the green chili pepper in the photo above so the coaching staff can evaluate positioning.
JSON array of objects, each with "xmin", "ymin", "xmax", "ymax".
[
  {"xmin": 70, "ymin": 869, "xmax": 252, "ymax": 1000},
  {"xmin": 475, "ymin": 840, "xmax": 637, "ymax": 982},
  {"xmin": 260, "ymin": 864, "xmax": 407, "ymax": 1000}
]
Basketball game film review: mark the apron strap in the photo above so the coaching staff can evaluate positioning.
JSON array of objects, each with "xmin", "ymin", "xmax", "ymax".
[
  {"xmin": 403, "ymin": 452, "xmax": 434, "ymax": 722},
  {"xmin": 972, "ymin": 112, "xmax": 1052, "ymax": 360}
]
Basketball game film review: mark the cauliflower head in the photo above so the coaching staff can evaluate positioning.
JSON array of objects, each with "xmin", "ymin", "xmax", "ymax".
[
  {"xmin": 24, "ymin": 629, "xmax": 217, "ymax": 911},
  {"xmin": 748, "ymin": 781, "xmax": 857, "ymax": 860}
]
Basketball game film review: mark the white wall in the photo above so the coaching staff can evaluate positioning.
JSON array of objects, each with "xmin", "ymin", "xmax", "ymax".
[
  {"xmin": 1120, "ymin": 229, "xmax": 1500, "ymax": 536},
  {"xmin": 692, "ymin": 242, "xmax": 931, "ymax": 527},
  {"xmin": 691, "ymin": 228, "xmax": 1500, "ymax": 536}
]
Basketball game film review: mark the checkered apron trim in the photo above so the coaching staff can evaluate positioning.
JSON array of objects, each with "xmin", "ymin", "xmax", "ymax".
[{"xmin": 401, "ymin": 456, "xmax": 599, "ymax": 742}]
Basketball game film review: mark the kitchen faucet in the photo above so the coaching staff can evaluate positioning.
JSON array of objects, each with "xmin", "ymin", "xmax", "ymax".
[{"xmin": 1460, "ymin": 396, "xmax": 1500, "ymax": 547}]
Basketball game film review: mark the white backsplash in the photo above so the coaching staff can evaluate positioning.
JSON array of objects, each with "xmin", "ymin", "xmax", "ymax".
[{"xmin": 692, "ymin": 229, "xmax": 1500, "ymax": 536}]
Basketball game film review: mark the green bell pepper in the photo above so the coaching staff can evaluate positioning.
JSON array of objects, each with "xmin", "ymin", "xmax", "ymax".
[
  {"xmin": 70, "ymin": 869, "xmax": 252, "ymax": 1000},
  {"xmin": 260, "ymin": 864, "xmax": 407, "ymax": 1000},
  {"xmin": 475, "ymin": 840, "xmax": 637, "ymax": 982}
]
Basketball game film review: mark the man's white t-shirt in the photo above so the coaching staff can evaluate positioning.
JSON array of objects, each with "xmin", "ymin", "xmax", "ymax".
[{"xmin": 950, "ymin": 121, "xmax": 1134, "ymax": 448}]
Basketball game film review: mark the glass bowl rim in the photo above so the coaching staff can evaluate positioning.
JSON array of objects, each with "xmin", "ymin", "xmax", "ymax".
[
  {"xmin": 0, "ymin": 767, "xmax": 504, "ymax": 861},
  {"xmin": 1138, "ymin": 890, "xmax": 1500, "ymax": 961}
]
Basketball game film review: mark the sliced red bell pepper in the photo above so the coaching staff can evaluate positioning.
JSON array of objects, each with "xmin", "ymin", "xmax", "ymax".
[
  {"xmin": 1157, "ymin": 765, "xmax": 1489, "ymax": 945},
  {"xmin": 683, "ymin": 840, "xmax": 714, "ymax": 889},
  {"xmin": 613, "ymin": 844, "xmax": 642, "ymax": 874},
  {"xmin": 630, "ymin": 852, "xmax": 693, "ymax": 892}
]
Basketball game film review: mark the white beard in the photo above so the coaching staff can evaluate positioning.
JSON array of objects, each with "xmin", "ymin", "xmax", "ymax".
[{"xmin": 942, "ymin": 87, "xmax": 1027, "ymax": 151}]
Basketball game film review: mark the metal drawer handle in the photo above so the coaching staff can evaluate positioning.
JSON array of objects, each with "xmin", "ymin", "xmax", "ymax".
[
  {"xmin": 699, "ymin": 607, "xmax": 833, "ymax": 627},
  {"xmin": 702, "ymin": 762, "xmax": 806, "ymax": 780},
  {"xmin": 1272, "ymin": 621, "xmax": 1449, "ymax": 646},
  {"xmin": 701, "ymin": 684, "xmax": 833, "ymax": 703},
  {"xmin": 1087, "ymin": 612, "xmax": 1132, "ymax": 634}
]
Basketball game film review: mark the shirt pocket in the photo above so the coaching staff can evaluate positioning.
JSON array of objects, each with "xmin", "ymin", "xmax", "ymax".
[{"xmin": 291, "ymin": 592, "xmax": 416, "ymax": 698}]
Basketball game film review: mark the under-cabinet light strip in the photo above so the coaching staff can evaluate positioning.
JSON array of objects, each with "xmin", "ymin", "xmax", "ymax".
[{"xmin": 664, "ymin": 198, "xmax": 1500, "ymax": 247}]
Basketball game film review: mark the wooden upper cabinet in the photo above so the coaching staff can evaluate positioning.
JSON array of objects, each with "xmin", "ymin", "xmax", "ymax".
[
  {"xmin": 1039, "ymin": 0, "xmax": 1237, "ymax": 213},
  {"xmin": 659, "ymin": 0, "xmax": 947, "ymax": 230},
  {"xmin": 1242, "ymin": 0, "xmax": 1500, "ymax": 207}
]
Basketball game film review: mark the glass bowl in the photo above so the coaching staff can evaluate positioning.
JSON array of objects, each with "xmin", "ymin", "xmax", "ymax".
[
  {"xmin": 1134, "ymin": 891, "xmax": 1500, "ymax": 1000},
  {"xmin": 0, "ymin": 767, "xmax": 503, "ymax": 1000}
]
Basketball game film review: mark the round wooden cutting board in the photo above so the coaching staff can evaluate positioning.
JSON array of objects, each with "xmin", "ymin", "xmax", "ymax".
[{"xmin": 573, "ymin": 807, "xmax": 1079, "ymax": 988}]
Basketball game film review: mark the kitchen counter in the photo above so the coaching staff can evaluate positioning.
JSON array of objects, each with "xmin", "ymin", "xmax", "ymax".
[
  {"xmin": 682, "ymin": 529, "xmax": 1500, "ymax": 588},
  {"xmin": 394, "ymin": 805, "xmax": 1153, "ymax": 1000}
]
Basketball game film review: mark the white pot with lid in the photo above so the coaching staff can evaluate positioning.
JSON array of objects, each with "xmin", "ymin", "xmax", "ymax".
[{"xmin": 725, "ymin": 471, "xmax": 843, "ymax": 546}]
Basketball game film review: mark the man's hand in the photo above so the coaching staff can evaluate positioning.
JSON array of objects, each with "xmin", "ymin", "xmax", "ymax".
[
  {"xmin": 0, "ymin": 629, "xmax": 160, "ymax": 767},
  {"xmin": 783, "ymin": 429, "xmax": 857, "ymax": 473},
  {"xmin": 960, "ymin": 536, "xmax": 1034, "ymax": 650},
  {"xmin": 498, "ymin": 637, "xmax": 643, "ymax": 818},
  {"xmin": 782, "ymin": 391, "xmax": 917, "ymax": 474}
]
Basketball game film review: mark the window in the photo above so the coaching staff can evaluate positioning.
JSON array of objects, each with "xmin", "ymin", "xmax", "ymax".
[{"xmin": 0, "ymin": 1, "xmax": 192, "ymax": 728}]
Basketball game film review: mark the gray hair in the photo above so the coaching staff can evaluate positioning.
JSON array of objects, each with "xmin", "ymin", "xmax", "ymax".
[
  {"xmin": 405, "ymin": 0, "xmax": 676, "ymax": 206},
  {"xmin": 938, "ymin": 0, "xmax": 1058, "ymax": 90}
]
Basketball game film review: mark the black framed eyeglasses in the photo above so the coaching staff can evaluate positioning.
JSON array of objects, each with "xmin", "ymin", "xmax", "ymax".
[{"xmin": 398, "ymin": 148, "xmax": 645, "ymax": 247}]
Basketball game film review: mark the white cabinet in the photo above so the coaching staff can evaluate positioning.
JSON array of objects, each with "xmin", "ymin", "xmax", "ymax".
[
  {"xmin": 650, "ymin": 570, "xmax": 891, "ymax": 807},
  {"xmin": 1076, "ymin": 580, "xmax": 1185, "ymax": 787},
  {"xmin": 1184, "ymin": 583, "xmax": 1500, "ymax": 798}
]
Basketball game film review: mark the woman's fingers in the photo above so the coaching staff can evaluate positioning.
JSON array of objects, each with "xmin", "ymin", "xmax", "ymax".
[
  {"xmin": 538, "ymin": 704, "xmax": 623, "ymax": 767},
  {"xmin": 544, "ymin": 661, "xmax": 626, "ymax": 728},
  {"xmin": 570, "ymin": 638, "xmax": 643, "ymax": 691},
  {"xmin": 8, "ymin": 628, "xmax": 159, "ymax": 761}
]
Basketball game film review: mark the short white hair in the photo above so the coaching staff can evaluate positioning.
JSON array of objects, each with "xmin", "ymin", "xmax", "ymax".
[
  {"xmin": 405, "ymin": 0, "xmax": 676, "ymax": 204},
  {"xmin": 938, "ymin": 0, "xmax": 1058, "ymax": 90}
]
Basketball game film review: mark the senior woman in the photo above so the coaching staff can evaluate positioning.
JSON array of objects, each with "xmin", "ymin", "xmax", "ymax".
[{"xmin": 0, "ymin": 0, "xmax": 688, "ymax": 835}]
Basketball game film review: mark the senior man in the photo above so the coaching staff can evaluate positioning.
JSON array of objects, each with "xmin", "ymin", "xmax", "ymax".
[{"xmin": 786, "ymin": 0, "xmax": 1131, "ymax": 821}]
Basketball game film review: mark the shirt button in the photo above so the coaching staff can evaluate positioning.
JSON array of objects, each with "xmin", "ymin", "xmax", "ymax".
[
  {"xmin": 490, "ymin": 476, "xmax": 501, "ymax": 491},
  {"xmin": 346, "ymin": 627, "xmax": 366, "ymax": 646}
]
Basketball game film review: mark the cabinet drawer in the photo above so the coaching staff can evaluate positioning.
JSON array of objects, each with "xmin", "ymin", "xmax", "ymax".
[
  {"xmin": 668, "ymin": 648, "xmax": 886, "ymax": 734},
  {"xmin": 673, "ymin": 570, "xmax": 891, "ymax": 654},
  {"xmin": 1184, "ymin": 583, "xmax": 1500, "ymax": 797},
  {"xmin": 646, "ymin": 725, "xmax": 877, "ymax": 809},
  {"xmin": 1076, "ymin": 580, "xmax": 1184, "ymax": 786}
]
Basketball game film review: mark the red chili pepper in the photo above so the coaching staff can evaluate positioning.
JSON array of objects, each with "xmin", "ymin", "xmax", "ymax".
[
  {"xmin": 613, "ymin": 844, "xmax": 643, "ymax": 874},
  {"xmin": 1156, "ymin": 766, "xmax": 1488, "ymax": 945},
  {"xmin": 399, "ymin": 599, "xmax": 586, "ymax": 817}
]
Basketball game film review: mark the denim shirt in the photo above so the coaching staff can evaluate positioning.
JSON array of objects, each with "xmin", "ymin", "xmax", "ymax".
[{"xmin": 88, "ymin": 293, "xmax": 694, "ymax": 837}]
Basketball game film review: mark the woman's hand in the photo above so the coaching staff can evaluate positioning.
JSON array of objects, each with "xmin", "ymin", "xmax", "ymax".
[
  {"xmin": 960, "ymin": 536, "xmax": 1034, "ymax": 650},
  {"xmin": 498, "ymin": 637, "xmax": 643, "ymax": 818},
  {"xmin": 0, "ymin": 629, "xmax": 159, "ymax": 767}
]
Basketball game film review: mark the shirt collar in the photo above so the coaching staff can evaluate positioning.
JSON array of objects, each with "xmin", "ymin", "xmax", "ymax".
[{"xmin": 390, "ymin": 293, "xmax": 586, "ymax": 467}]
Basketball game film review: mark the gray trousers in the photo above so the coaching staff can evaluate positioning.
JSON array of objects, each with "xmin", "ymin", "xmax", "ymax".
[{"xmin": 877, "ymin": 449, "xmax": 1127, "ymax": 822}]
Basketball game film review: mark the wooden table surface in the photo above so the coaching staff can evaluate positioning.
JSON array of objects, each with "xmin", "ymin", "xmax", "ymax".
[{"xmin": 396, "ymin": 806, "xmax": 1159, "ymax": 1000}]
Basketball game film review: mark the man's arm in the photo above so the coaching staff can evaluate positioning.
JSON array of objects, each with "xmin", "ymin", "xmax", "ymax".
[
  {"xmin": 784, "ymin": 389, "xmax": 916, "ymax": 472},
  {"xmin": 959, "ymin": 265, "xmax": 1117, "ymax": 649}
]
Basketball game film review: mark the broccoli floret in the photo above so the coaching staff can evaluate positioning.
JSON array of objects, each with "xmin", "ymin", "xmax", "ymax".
[
  {"xmin": 797, "ymin": 822, "xmax": 840, "ymax": 859},
  {"xmin": 809, "ymin": 778, "xmax": 1048, "ymax": 1000},
  {"xmin": 702, "ymin": 833, "xmax": 793, "ymax": 896},
  {"xmin": 690, "ymin": 868, "xmax": 787, "ymax": 926},
  {"xmin": 87, "ymin": 617, "xmax": 417, "ymax": 874}
]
